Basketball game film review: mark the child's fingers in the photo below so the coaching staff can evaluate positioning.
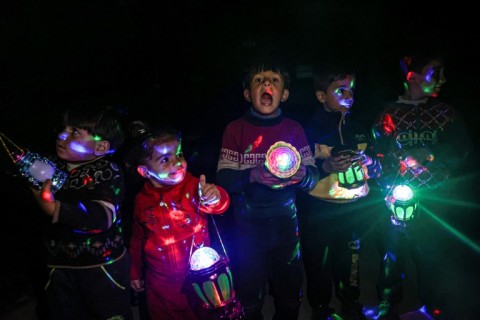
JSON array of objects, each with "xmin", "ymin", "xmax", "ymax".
[{"xmin": 199, "ymin": 174, "xmax": 206, "ymax": 187}]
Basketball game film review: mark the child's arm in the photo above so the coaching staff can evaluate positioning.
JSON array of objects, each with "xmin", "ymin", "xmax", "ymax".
[
  {"xmin": 129, "ymin": 201, "xmax": 146, "ymax": 291},
  {"xmin": 130, "ymin": 279, "xmax": 145, "ymax": 292}
]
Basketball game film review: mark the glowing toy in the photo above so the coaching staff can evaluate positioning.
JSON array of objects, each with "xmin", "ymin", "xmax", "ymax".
[
  {"xmin": 188, "ymin": 246, "xmax": 244, "ymax": 319},
  {"xmin": 264, "ymin": 141, "xmax": 301, "ymax": 179},
  {"xmin": 338, "ymin": 164, "xmax": 365, "ymax": 189},
  {"xmin": 0, "ymin": 131, "xmax": 67, "ymax": 193},
  {"xmin": 385, "ymin": 184, "xmax": 418, "ymax": 222}
]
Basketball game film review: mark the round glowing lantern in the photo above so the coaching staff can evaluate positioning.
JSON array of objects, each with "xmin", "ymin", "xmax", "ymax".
[{"xmin": 264, "ymin": 141, "xmax": 301, "ymax": 179}]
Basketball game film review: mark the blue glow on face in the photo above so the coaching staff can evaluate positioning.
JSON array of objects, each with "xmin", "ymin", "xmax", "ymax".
[
  {"xmin": 425, "ymin": 68, "xmax": 434, "ymax": 82},
  {"xmin": 70, "ymin": 141, "xmax": 92, "ymax": 154}
]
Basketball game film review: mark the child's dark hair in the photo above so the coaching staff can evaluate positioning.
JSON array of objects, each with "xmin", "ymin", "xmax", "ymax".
[
  {"xmin": 242, "ymin": 61, "xmax": 291, "ymax": 90},
  {"xmin": 62, "ymin": 104, "xmax": 125, "ymax": 152},
  {"xmin": 399, "ymin": 48, "xmax": 445, "ymax": 77},
  {"xmin": 123, "ymin": 120, "xmax": 182, "ymax": 171},
  {"xmin": 313, "ymin": 62, "xmax": 356, "ymax": 92}
]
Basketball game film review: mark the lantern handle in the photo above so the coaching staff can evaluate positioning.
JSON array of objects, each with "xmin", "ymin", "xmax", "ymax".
[
  {"xmin": 187, "ymin": 214, "xmax": 230, "ymax": 268},
  {"xmin": 0, "ymin": 131, "xmax": 25, "ymax": 163},
  {"xmin": 209, "ymin": 214, "xmax": 229, "ymax": 260}
]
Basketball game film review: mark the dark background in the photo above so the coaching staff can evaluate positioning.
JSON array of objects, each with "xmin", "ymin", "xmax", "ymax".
[
  {"xmin": 1, "ymin": 1, "xmax": 479, "ymax": 147},
  {"xmin": 1, "ymin": 0, "xmax": 479, "ymax": 318}
]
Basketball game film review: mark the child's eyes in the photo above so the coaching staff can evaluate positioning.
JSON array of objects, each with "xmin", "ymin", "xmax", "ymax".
[
  {"xmin": 160, "ymin": 153, "xmax": 183, "ymax": 164},
  {"xmin": 334, "ymin": 88, "xmax": 353, "ymax": 96}
]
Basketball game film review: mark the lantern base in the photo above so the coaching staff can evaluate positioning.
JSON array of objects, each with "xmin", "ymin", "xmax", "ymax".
[{"xmin": 209, "ymin": 298, "xmax": 245, "ymax": 320}]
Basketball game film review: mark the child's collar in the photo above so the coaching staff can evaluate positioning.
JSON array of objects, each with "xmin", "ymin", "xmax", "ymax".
[
  {"xmin": 249, "ymin": 107, "xmax": 282, "ymax": 119},
  {"xmin": 67, "ymin": 156, "xmax": 105, "ymax": 171},
  {"xmin": 396, "ymin": 95, "xmax": 429, "ymax": 106}
]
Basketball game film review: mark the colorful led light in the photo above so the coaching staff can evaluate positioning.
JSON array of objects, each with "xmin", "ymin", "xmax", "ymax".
[
  {"xmin": 265, "ymin": 141, "xmax": 301, "ymax": 179},
  {"xmin": 386, "ymin": 184, "xmax": 418, "ymax": 222}
]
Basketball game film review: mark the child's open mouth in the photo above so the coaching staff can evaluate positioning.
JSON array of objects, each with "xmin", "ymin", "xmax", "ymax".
[{"xmin": 261, "ymin": 92, "xmax": 273, "ymax": 105}]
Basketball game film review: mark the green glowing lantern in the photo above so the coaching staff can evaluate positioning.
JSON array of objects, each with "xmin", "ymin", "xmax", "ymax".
[
  {"xmin": 338, "ymin": 163, "xmax": 365, "ymax": 189},
  {"xmin": 386, "ymin": 184, "xmax": 418, "ymax": 222}
]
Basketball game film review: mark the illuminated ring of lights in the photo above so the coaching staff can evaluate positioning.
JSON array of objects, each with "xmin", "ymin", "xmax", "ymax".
[{"xmin": 265, "ymin": 141, "xmax": 301, "ymax": 179}]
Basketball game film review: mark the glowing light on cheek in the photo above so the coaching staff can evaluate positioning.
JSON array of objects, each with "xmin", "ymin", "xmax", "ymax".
[
  {"xmin": 92, "ymin": 135, "xmax": 102, "ymax": 141},
  {"xmin": 425, "ymin": 69, "xmax": 434, "ymax": 82},
  {"xmin": 70, "ymin": 142, "xmax": 90, "ymax": 154}
]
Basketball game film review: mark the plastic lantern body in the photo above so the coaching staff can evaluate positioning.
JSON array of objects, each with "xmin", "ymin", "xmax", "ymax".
[
  {"xmin": 15, "ymin": 151, "xmax": 67, "ymax": 193},
  {"xmin": 188, "ymin": 247, "xmax": 244, "ymax": 319},
  {"xmin": 264, "ymin": 141, "xmax": 301, "ymax": 179},
  {"xmin": 337, "ymin": 163, "xmax": 365, "ymax": 189},
  {"xmin": 385, "ymin": 184, "xmax": 418, "ymax": 223}
]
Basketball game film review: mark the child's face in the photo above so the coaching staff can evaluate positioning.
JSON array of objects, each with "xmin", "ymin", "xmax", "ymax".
[
  {"xmin": 317, "ymin": 75, "xmax": 355, "ymax": 113},
  {"xmin": 243, "ymin": 70, "xmax": 289, "ymax": 116},
  {"xmin": 416, "ymin": 59, "xmax": 446, "ymax": 98},
  {"xmin": 139, "ymin": 139, "xmax": 187, "ymax": 188},
  {"xmin": 56, "ymin": 126, "xmax": 106, "ymax": 162}
]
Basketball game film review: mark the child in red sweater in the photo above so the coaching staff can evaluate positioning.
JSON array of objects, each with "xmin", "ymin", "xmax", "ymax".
[{"xmin": 124, "ymin": 121, "xmax": 230, "ymax": 320}]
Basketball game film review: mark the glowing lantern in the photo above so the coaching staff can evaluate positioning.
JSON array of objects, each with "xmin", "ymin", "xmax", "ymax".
[
  {"xmin": 338, "ymin": 163, "xmax": 365, "ymax": 189},
  {"xmin": 385, "ymin": 184, "xmax": 418, "ymax": 222},
  {"xmin": 188, "ymin": 247, "xmax": 244, "ymax": 319},
  {"xmin": 265, "ymin": 141, "xmax": 301, "ymax": 179},
  {"xmin": 0, "ymin": 131, "xmax": 67, "ymax": 193}
]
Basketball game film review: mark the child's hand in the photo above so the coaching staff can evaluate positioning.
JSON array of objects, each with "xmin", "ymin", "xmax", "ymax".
[
  {"xmin": 251, "ymin": 163, "xmax": 305, "ymax": 189},
  {"xmin": 350, "ymin": 150, "xmax": 373, "ymax": 167},
  {"xmin": 198, "ymin": 174, "xmax": 220, "ymax": 206},
  {"xmin": 130, "ymin": 279, "xmax": 145, "ymax": 292},
  {"xmin": 250, "ymin": 163, "xmax": 284, "ymax": 186},
  {"xmin": 322, "ymin": 154, "xmax": 352, "ymax": 173},
  {"xmin": 31, "ymin": 179, "xmax": 56, "ymax": 217},
  {"xmin": 287, "ymin": 163, "xmax": 307, "ymax": 185}
]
